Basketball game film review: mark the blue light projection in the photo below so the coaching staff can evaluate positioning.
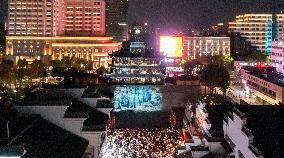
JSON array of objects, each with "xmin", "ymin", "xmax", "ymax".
[
  {"xmin": 113, "ymin": 85, "xmax": 162, "ymax": 111},
  {"xmin": 266, "ymin": 22, "xmax": 273, "ymax": 54}
]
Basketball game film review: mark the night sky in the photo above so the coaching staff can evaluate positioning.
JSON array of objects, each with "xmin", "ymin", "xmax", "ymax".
[
  {"xmin": 129, "ymin": 0, "xmax": 284, "ymax": 30},
  {"xmin": 1, "ymin": 0, "xmax": 284, "ymax": 30}
]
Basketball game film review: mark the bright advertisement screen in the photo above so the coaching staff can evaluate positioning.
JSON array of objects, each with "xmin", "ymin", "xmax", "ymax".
[
  {"xmin": 160, "ymin": 36, "xmax": 183, "ymax": 58},
  {"xmin": 113, "ymin": 85, "xmax": 162, "ymax": 112}
]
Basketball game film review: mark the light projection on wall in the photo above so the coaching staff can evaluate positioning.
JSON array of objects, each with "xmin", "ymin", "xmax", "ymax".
[
  {"xmin": 160, "ymin": 36, "xmax": 183, "ymax": 58},
  {"xmin": 113, "ymin": 85, "xmax": 162, "ymax": 111}
]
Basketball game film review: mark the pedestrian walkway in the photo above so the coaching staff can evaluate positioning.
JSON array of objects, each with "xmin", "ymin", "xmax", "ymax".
[{"xmin": 229, "ymin": 85, "xmax": 263, "ymax": 105}]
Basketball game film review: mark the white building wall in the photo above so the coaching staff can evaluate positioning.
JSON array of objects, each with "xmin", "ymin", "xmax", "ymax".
[
  {"xmin": 62, "ymin": 88, "xmax": 86, "ymax": 99},
  {"xmin": 192, "ymin": 151, "xmax": 209, "ymax": 158},
  {"xmin": 223, "ymin": 112, "xmax": 263, "ymax": 158},
  {"xmin": 241, "ymin": 69, "xmax": 284, "ymax": 104},
  {"xmin": 15, "ymin": 106, "xmax": 68, "ymax": 128},
  {"xmin": 207, "ymin": 142, "xmax": 227, "ymax": 156},
  {"xmin": 183, "ymin": 37, "xmax": 230, "ymax": 60},
  {"xmin": 61, "ymin": 88, "xmax": 112, "ymax": 115},
  {"xmin": 62, "ymin": 88, "xmax": 99, "ymax": 107},
  {"xmin": 271, "ymin": 41, "xmax": 284, "ymax": 74}
]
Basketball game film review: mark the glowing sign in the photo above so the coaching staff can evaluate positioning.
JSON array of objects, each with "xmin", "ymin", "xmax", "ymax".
[
  {"xmin": 164, "ymin": 58, "xmax": 175, "ymax": 63},
  {"xmin": 160, "ymin": 36, "xmax": 183, "ymax": 58}
]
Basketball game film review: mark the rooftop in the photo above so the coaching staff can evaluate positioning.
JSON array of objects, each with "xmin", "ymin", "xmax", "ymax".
[
  {"xmin": 82, "ymin": 110, "xmax": 109, "ymax": 131},
  {"xmin": 236, "ymin": 105, "xmax": 284, "ymax": 158},
  {"xmin": 81, "ymin": 85, "xmax": 114, "ymax": 98},
  {"xmin": 242, "ymin": 66, "xmax": 284, "ymax": 87},
  {"xmin": 205, "ymin": 103, "xmax": 234, "ymax": 137},
  {"xmin": 16, "ymin": 89, "xmax": 72, "ymax": 106},
  {"xmin": 64, "ymin": 99, "xmax": 91, "ymax": 118},
  {"xmin": 207, "ymin": 103, "xmax": 284, "ymax": 157},
  {"xmin": 0, "ymin": 113, "xmax": 34, "ymax": 146},
  {"xmin": 0, "ymin": 115, "xmax": 88, "ymax": 158},
  {"xmin": 64, "ymin": 99, "xmax": 110, "ymax": 131}
]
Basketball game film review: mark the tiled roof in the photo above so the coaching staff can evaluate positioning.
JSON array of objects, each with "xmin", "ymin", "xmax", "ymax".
[{"xmin": 7, "ymin": 116, "xmax": 89, "ymax": 158}]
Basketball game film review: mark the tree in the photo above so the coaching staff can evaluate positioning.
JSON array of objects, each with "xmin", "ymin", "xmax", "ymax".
[
  {"xmin": 62, "ymin": 56, "xmax": 72, "ymax": 70},
  {"xmin": 199, "ymin": 63, "xmax": 230, "ymax": 96},
  {"xmin": 86, "ymin": 61, "xmax": 94, "ymax": 71},
  {"xmin": 211, "ymin": 54, "xmax": 234, "ymax": 70},
  {"xmin": 200, "ymin": 64, "xmax": 219, "ymax": 94},
  {"xmin": 17, "ymin": 59, "xmax": 28, "ymax": 69},
  {"xmin": 50, "ymin": 60, "xmax": 66, "ymax": 76},
  {"xmin": 96, "ymin": 66, "xmax": 107, "ymax": 76},
  {"xmin": 217, "ymin": 65, "xmax": 230, "ymax": 96},
  {"xmin": 30, "ymin": 59, "xmax": 46, "ymax": 78},
  {"xmin": 70, "ymin": 56, "xmax": 81, "ymax": 70},
  {"xmin": 0, "ymin": 60, "xmax": 16, "ymax": 87},
  {"xmin": 16, "ymin": 59, "xmax": 29, "ymax": 81},
  {"xmin": 181, "ymin": 60, "xmax": 199, "ymax": 74},
  {"xmin": 242, "ymin": 50, "xmax": 268, "ymax": 63}
]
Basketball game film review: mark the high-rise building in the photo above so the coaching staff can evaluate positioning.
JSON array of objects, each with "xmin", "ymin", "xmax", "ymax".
[
  {"xmin": 8, "ymin": 0, "xmax": 106, "ymax": 37},
  {"xmin": 65, "ymin": 0, "xmax": 105, "ymax": 36},
  {"xmin": 229, "ymin": 32, "xmax": 257, "ymax": 60},
  {"xmin": 105, "ymin": 0, "xmax": 128, "ymax": 42},
  {"xmin": 8, "ymin": 0, "xmax": 66, "ymax": 36},
  {"xmin": 271, "ymin": 39, "xmax": 284, "ymax": 74},
  {"xmin": 229, "ymin": 14, "xmax": 284, "ymax": 54},
  {"xmin": 6, "ymin": 0, "xmax": 121, "ymax": 68}
]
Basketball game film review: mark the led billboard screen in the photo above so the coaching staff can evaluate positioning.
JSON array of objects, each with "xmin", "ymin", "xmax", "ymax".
[
  {"xmin": 113, "ymin": 85, "xmax": 162, "ymax": 112},
  {"xmin": 160, "ymin": 36, "xmax": 183, "ymax": 58}
]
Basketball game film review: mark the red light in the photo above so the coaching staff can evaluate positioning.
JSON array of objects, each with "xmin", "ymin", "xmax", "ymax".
[{"xmin": 256, "ymin": 62, "xmax": 267, "ymax": 69}]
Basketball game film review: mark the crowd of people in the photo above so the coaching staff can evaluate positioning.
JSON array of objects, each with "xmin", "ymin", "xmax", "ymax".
[{"xmin": 101, "ymin": 128, "xmax": 182, "ymax": 158}]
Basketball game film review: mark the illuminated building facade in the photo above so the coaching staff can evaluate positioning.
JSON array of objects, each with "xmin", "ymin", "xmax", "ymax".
[
  {"xmin": 65, "ymin": 0, "xmax": 105, "ymax": 36},
  {"xmin": 108, "ymin": 57, "xmax": 165, "ymax": 84},
  {"xmin": 8, "ymin": 0, "xmax": 106, "ymax": 36},
  {"xmin": 241, "ymin": 66, "xmax": 284, "ymax": 105},
  {"xmin": 271, "ymin": 40, "xmax": 284, "ymax": 74},
  {"xmin": 130, "ymin": 42, "xmax": 145, "ymax": 54},
  {"xmin": 6, "ymin": 36, "xmax": 122, "ymax": 67},
  {"xmin": 105, "ymin": 0, "xmax": 128, "ymax": 41},
  {"xmin": 8, "ymin": 0, "xmax": 66, "ymax": 36},
  {"xmin": 183, "ymin": 37, "xmax": 230, "ymax": 60},
  {"xmin": 229, "ymin": 14, "xmax": 284, "ymax": 54},
  {"xmin": 6, "ymin": 0, "xmax": 121, "ymax": 68}
]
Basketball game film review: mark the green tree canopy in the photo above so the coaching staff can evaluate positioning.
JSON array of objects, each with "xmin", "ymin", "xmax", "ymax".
[
  {"xmin": 0, "ymin": 60, "xmax": 16, "ymax": 85},
  {"xmin": 200, "ymin": 63, "xmax": 230, "ymax": 95},
  {"xmin": 30, "ymin": 59, "xmax": 46, "ymax": 78},
  {"xmin": 96, "ymin": 66, "xmax": 107, "ymax": 76},
  {"xmin": 245, "ymin": 50, "xmax": 268, "ymax": 63},
  {"xmin": 50, "ymin": 60, "xmax": 66, "ymax": 77},
  {"xmin": 16, "ymin": 59, "xmax": 30, "ymax": 81},
  {"xmin": 211, "ymin": 54, "xmax": 234, "ymax": 69},
  {"xmin": 17, "ymin": 59, "xmax": 28, "ymax": 69}
]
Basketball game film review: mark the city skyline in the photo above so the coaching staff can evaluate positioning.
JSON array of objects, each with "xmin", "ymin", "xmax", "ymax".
[
  {"xmin": 129, "ymin": 0, "xmax": 284, "ymax": 30},
  {"xmin": 1, "ymin": 0, "xmax": 284, "ymax": 30},
  {"xmin": 1, "ymin": 1, "xmax": 284, "ymax": 158}
]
